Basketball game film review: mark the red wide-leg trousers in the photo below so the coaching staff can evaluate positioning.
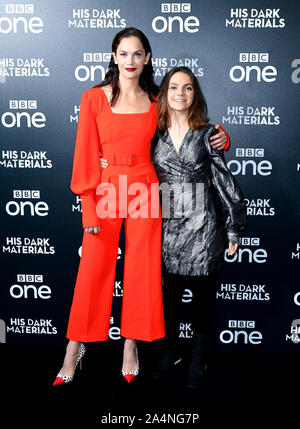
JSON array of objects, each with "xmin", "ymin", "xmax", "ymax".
[{"xmin": 66, "ymin": 168, "xmax": 165, "ymax": 342}]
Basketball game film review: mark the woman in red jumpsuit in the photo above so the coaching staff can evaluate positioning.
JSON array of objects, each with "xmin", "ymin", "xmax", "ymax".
[
  {"xmin": 53, "ymin": 27, "xmax": 163, "ymax": 385},
  {"xmin": 53, "ymin": 27, "xmax": 228, "ymax": 386}
]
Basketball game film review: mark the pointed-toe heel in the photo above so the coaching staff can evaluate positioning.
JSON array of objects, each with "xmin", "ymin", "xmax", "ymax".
[
  {"xmin": 122, "ymin": 347, "xmax": 139, "ymax": 383},
  {"xmin": 53, "ymin": 342, "xmax": 86, "ymax": 386}
]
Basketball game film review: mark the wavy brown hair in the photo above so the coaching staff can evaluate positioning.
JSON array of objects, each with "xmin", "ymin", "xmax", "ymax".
[
  {"xmin": 93, "ymin": 27, "xmax": 159, "ymax": 106},
  {"xmin": 157, "ymin": 67, "xmax": 209, "ymax": 132}
]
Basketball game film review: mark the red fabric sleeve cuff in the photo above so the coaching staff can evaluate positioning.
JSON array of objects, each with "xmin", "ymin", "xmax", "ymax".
[{"xmin": 80, "ymin": 191, "xmax": 100, "ymax": 229}]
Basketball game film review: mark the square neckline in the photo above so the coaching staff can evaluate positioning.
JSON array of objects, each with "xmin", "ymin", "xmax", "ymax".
[{"xmin": 98, "ymin": 87, "xmax": 153, "ymax": 115}]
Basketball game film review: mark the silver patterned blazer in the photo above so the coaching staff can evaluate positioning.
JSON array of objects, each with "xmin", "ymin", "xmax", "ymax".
[{"xmin": 151, "ymin": 125, "xmax": 247, "ymax": 276}]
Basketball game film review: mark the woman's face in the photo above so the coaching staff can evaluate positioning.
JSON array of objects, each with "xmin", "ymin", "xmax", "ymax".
[
  {"xmin": 113, "ymin": 36, "xmax": 150, "ymax": 80},
  {"xmin": 167, "ymin": 72, "xmax": 194, "ymax": 113}
]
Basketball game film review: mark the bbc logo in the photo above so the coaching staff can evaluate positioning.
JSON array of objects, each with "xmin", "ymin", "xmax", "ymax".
[
  {"xmin": 239, "ymin": 53, "xmax": 269, "ymax": 63},
  {"xmin": 235, "ymin": 148, "xmax": 264, "ymax": 157},
  {"xmin": 5, "ymin": 4, "xmax": 34, "ymax": 13},
  {"xmin": 83, "ymin": 53, "xmax": 111, "ymax": 63},
  {"xmin": 13, "ymin": 190, "xmax": 40, "ymax": 199},
  {"xmin": 17, "ymin": 274, "xmax": 43, "ymax": 282},
  {"xmin": 240, "ymin": 237, "xmax": 260, "ymax": 246},
  {"xmin": 228, "ymin": 320, "xmax": 255, "ymax": 328},
  {"xmin": 161, "ymin": 3, "xmax": 191, "ymax": 13},
  {"xmin": 9, "ymin": 100, "xmax": 37, "ymax": 109}
]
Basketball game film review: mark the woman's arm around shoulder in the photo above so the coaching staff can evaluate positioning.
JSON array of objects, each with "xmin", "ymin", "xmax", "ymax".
[{"xmin": 210, "ymin": 123, "xmax": 230, "ymax": 151}]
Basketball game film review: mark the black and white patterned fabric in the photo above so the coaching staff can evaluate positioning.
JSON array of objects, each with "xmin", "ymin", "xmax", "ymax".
[{"xmin": 152, "ymin": 125, "xmax": 247, "ymax": 276}]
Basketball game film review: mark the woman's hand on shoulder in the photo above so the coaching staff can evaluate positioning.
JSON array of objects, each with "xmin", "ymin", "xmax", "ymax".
[
  {"xmin": 100, "ymin": 84, "xmax": 112, "ymax": 95},
  {"xmin": 85, "ymin": 225, "xmax": 101, "ymax": 234},
  {"xmin": 210, "ymin": 124, "xmax": 227, "ymax": 150},
  {"xmin": 227, "ymin": 241, "xmax": 238, "ymax": 256},
  {"xmin": 100, "ymin": 158, "xmax": 108, "ymax": 169}
]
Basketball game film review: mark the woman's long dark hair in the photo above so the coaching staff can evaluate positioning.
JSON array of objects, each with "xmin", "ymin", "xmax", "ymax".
[
  {"xmin": 157, "ymin": 66, "xmax": 209, "ymax": 132},
  {"xmin": 93, "ymin": 27, "xmax": 159, "ymax": 105}
]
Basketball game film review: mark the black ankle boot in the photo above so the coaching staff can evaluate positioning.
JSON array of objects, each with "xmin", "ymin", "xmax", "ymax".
[
  {"xmin": 185, "ymin": 333, "xmax": 209, "ymax": 388},
  {"xmin": 151, "ymin": 339, "xmax": 182, "ymax": 380}
]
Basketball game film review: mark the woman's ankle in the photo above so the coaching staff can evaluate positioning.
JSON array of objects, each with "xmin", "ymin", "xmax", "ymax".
[{"xmin": 124, "ymin": 338, "xmax": 136, "ymax": 350}]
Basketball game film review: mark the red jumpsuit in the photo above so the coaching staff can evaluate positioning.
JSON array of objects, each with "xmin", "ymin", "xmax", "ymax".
[{"xmin": 66, "ymin": 88, "xmax": 165, "ymax": 342}]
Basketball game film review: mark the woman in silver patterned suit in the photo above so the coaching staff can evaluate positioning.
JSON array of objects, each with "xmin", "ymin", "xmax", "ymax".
[{"xmin": 151, "ymin": 67, "xmax": 247, "ymax": 387}]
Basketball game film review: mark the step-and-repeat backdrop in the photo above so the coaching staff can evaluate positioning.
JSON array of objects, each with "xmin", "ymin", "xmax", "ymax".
[{"xmin": 0, "ymin": 0, "xmax": 299, "ymax": 353}]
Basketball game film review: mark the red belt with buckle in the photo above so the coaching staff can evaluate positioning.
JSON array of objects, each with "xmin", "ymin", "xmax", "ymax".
[{"xmin": 102, "ymin": 152, "xmax": 151, "ymax": 166}]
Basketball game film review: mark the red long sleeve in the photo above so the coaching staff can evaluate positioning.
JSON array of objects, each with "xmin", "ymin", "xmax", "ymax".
[{"xmin": 70, "ymin": 89, "xmax": 102, "ymax": 228}]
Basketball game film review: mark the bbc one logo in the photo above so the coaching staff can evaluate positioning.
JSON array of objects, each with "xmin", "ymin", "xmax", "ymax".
[
  {"xmin": 10, "ymin": 274, "xmax": 51, "ymax": 299},
  {"xmin": 152, "ymin": 3, "xmax": 200, "ymax": 33},
  {"xmin": 230, "ymin": 53, "xmax": 277, "ymax": 83},
  {"xmin": 1, "ymin": 100, "xmax": 46, "ymax": 128},
  {"xmin": 6, "ymin": 190, "xmax": 49, "ymax": 217},
  {"xmin": 0, "ymin": 4, "xmax": 43, "ymax": 34},
  {"xmin": 220, "ymin": 320, "xmax": 263, "ymax": 345},
  {"xmin": 224, "ymin": 237, "xmax": 268, "ymax": 264},
  {"xmin": 75, "ymin": 53, "xmax": 111, "ymax": 82},
  {"xmin": 227, "ymin": 148, "xmax": 272, "ymax": 176}
]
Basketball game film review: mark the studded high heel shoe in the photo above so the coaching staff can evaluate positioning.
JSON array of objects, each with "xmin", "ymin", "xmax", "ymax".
[
  {"xmin": 122, "ymin": 346, "xmax": 139, "ymax": 383},
  {"xmin": 53, "ymin": 342, "xmax": 86, "ymax": 386}
]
